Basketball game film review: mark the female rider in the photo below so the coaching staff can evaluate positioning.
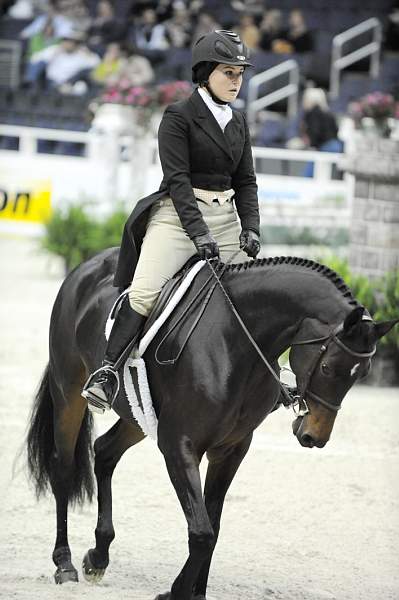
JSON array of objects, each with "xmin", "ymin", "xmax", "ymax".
[{"xmin": 83, "ymin": 30, "xmax": 261, "ymax": 413}]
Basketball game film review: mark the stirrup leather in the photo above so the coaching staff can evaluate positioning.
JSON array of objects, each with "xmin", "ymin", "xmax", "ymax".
[{"xmin": 82, "ymin": 365, "xmax": 120, "ymax": 414}]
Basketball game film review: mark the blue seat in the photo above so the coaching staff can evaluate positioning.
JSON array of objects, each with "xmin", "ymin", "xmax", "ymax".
[
  {"xmin": 250, "ymin": 51, "xmax": 282, "ymax": 74},
  {"xmin": 160, "ymin": 48, "xmax": 191, "ymax": 82},
  {"xmin": 0, "ymin": 17, "xmax": 31, "ymax": 40},
  {"xmin": 256, "ymin": 119, "xmax": 287, "ymax": 148},
  {"xmin": 0, "ymin": 135, "xmax": 19, "ymax": 150}
]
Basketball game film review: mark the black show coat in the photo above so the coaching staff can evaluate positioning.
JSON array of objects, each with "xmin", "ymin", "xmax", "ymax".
[{"xmin": 113, "ymin": 88, "xmax": 259, "ymax": 289}]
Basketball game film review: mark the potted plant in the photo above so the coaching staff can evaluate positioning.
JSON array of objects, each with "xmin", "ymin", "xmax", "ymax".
[
  {"xmin": 349, "ymin": 91, "xmax": 399, "ymax": 137},
  {"xmin": 90, "ymin": 79, "xmax": 192, "ymax": 134}
]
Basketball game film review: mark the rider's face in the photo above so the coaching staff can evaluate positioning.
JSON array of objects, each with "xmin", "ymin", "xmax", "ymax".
[{"xmin": 207, "ymin": 64, "xmax": 244, "ymax": 102}]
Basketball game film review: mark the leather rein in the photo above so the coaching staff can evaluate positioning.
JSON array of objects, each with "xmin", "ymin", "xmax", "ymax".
[
  {"xmin": 155, "ymin": 254, "xmax": 376, "ymax": 417},
  {"xmin": 205, "ymin": 258, "xmax": 376, "ymax": 417}
]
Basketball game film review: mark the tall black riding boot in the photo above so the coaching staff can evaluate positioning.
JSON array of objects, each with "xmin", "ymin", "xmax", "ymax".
[{"xmin": 82, "ymin": 296, "xmax": 146, "ymax": 413}]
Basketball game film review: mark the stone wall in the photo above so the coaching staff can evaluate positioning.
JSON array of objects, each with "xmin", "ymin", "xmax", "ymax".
[{"xmin": 342, "ymin": 135, "xmax": 399, "ymax": 277}]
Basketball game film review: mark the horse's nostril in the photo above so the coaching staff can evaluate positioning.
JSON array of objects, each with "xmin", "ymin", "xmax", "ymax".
[{"xmin": 301, "ymin": 433, "xmax": 315, "ymax": 447}]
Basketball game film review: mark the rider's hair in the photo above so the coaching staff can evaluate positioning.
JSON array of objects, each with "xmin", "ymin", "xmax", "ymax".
[{"xmin": 192, "ymin": 61, "xmax": 218, "ymax": 84}]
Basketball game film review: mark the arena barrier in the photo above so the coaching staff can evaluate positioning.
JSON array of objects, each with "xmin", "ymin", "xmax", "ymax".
[{"xmin": 0, "ymin": 124, "xmax": 352, "ymax": 235}]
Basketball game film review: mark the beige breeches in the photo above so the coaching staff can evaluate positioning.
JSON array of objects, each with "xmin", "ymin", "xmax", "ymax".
[{"xmin": 128, "ymin": 197, "xmax": 247, "ymax": 316}]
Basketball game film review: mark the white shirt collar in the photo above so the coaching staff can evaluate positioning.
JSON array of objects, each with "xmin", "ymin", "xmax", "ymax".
[{"xmin": 197, "ymin": 87, "xmax": 233, "ymax": 132}]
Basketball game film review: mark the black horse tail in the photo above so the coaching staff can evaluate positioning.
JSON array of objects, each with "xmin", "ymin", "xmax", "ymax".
[{"xmin": 27, "ymin": 364, "xmax": 95, "ymax": 505}]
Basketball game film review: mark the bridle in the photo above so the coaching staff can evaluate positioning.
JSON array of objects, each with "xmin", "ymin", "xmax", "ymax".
[{"xmin": 289, "ymin": 320, "xmax": 376, "ymax": 417}]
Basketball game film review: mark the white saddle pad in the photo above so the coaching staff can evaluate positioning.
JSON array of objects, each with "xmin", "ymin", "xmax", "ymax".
[{"xmin": 105, "ymin": 260, "xmax": 206, "ymax": 440}]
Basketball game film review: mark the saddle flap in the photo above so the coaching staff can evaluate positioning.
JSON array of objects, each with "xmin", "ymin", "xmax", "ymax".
[{"xmin": 141, "ymin": 256, "xmax": 202, "ymax": 336}]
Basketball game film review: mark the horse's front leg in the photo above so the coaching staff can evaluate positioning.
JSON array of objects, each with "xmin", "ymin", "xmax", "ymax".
[
  {"xmin": 192, "ymin": 433, "xmax": 253, "ymax": 599},
  {"xmin": 155, "ymin": 435, "xmax": 214, "ymax": 600},
  {"xmin": 83, "ymin": 419, "xmax": 145, "ymax": 582}
]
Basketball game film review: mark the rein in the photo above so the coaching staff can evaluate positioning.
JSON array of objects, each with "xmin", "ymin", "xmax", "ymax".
[
  {"xmin": 156, "ymin": 253, "xmax": 294, "ymax": 407},
  {"xmin": 154, "ymin": 250, "xmax": 241, "ymax": 366},
  {"xmin": 155, "ymin": 253, "xmax": 376, "ymax": 417}
]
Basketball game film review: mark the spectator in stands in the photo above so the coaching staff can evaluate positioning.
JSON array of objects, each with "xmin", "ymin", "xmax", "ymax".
[
  {"xmin": 7, "ymin": 0, "xmax": 36, "ymax": 18},
  {"xmin": 300, "ymin": 88, "xmax": 343, "ymax": 176},
  {"xmin": 191, "ymin": 11, "xmax": 221, "ymax": 45},
  {"xmin": 131, "ymin": 7, "xmax": 169, "ymax": 51},
  {"xmin": 164, "ymin": 4, "xmax": 192, "ymax": 48},
  {"xmin": 89, "ymin": 41, "xmax": 154, "ymax": 89},
  {"xmin": 87, "ymin": 0, "xmax": 127, "ymax": 55},
  {"xmin": 116, "ymin": 46, "xmax": 154, "ymax": 86},
  {"xmin": 237, "ymin": 13, "xmax": 260, "ymax": 50},
  {"xmin": 385, "ymin": 5, "xmax": 399, "ymax": 51},
  {"xmin": 154, "ymin": 0, "xmax": 175, "ymax": 24},
  {"xmin": 20, "ymin": 3, "xmax": 74, "ymax": 43},
  {"xmin": 24, "ymin": 29, "xmax": 100, "ymax": 91},
  {"xmin": 258, "ymin": 9, "xmax": 284, "ymax": 52},
  {"xmin": 280, "ymin": 9, "xmax": 314, "ymax": 53},
  {"xmin": 8, "ymin": 1, "xmax": 56, "ymax": 18},
  {"xmin": 128, "ymin": 0, "xmax": 157, "ymax": 20},
  {"xmin": 89, "ymin": 41, "xmax": 125, "ymax": 87},
  {"xmin": 53, "ymin": 0, "xmax": 90, "ymax": 30},
  {"xmin": 21, "ymin": 14, "xmax": 60, "ymax": 57}
]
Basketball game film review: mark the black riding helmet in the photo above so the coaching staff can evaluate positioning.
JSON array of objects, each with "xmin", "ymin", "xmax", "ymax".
[{"xmin": 192, "ymin": 30, "xmax": 253, "ymax": 84}]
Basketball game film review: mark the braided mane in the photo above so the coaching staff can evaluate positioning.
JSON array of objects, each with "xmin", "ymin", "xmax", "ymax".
[{"xmin": 222, "ymin": 256, "xmax": 359, "ymax": 306}]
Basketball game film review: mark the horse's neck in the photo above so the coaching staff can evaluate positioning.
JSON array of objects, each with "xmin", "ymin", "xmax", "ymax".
[{"xmin": 226, "ymin": 264, "xmax": 351, "ymax": 356}]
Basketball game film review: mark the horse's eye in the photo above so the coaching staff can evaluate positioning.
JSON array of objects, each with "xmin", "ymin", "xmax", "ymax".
[{"xmin": 321, "ymin": 363, "xmax": 331, "ymax": 376}]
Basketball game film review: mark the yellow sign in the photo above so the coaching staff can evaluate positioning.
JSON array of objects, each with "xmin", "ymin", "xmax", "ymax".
[{"xmin": 0, "ymin": 181, "xmax": 52, "ymax": 223}]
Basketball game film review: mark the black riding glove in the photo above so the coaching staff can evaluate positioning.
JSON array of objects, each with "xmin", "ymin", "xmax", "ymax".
[
  {"xmin": 192, "ymin": 232, "xmax": 220, "ymax": 260},
  {"xmin": 240, "ymin": 229, "xmax": 260, "ymax": 258}
]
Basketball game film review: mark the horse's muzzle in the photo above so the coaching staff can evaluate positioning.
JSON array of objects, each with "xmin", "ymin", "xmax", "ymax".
[{"xmin": 292, "ymin": 417, "xmax": 327, "ymax": 448}]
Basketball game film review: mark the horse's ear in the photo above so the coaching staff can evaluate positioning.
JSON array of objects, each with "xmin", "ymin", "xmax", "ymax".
[
  {"xmin": 343, "ymin": 306, "xmax": 365, "ymax": 335},
  {"xmin": 374, "ymin": 319, "xmax": 399, "ymax": 340}
]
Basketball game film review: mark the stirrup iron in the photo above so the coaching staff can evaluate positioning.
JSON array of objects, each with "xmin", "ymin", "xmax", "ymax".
[{"xmin": 82, "ymin": 365, "xmax": 120, "ymax": 414}]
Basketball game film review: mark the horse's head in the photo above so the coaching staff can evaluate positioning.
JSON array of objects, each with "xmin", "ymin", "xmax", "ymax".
[{"xmin": 289, "ymin": 306, "xmax": 398, "ymax": 449}]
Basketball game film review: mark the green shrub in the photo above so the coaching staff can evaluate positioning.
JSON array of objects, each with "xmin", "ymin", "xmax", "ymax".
[
  {"xmin": 322, "ymin": 255, "xmax": 398, "ymax": 352},
  {"xmin": 373, "ymin": 270, "xmax": 399, "ymax": 350},
  {"xmin": 321, "ymin": 256, "xmax": 378, "ymax": 314},
  {"xmin": 260, "ymin": 225, "xmax": 349, "ymax": 247},
  {"xmin": 42, "ymin": 203, "xmax": 128, "ymax": 272}
]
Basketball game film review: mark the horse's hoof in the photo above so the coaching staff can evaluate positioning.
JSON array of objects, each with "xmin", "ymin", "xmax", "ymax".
[
  {"xmin": 82, "ymin": 550, "xmax": 106, "ymax": 583},
  {"xmin": 54, "ymin": 566, "xmax": 78, "ymax": 584}
]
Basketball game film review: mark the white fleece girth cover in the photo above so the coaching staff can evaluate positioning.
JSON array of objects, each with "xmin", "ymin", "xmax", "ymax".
[{"xmin": 105, "ymin": 260, "xmax": 206, "ymax": 440}]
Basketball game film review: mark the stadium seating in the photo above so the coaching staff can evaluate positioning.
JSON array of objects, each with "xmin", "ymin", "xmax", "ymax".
[{"xmin": 0, "ymin": 1, "xmax": 397, "ymax": 151}]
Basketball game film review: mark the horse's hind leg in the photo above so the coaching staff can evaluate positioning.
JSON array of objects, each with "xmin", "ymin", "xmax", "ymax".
[
  {"xmin": 50, "ymin": 375, "xmax": 90, "ymax": 584},
  {"xmin": 193, "ymin": 434, "xmax": 253, "ymax": 599},
  {"xmin": 82, "ymin": 419, "xmax": 145, "ymax": 582}
]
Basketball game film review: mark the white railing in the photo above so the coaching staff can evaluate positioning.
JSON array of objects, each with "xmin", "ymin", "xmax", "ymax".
[
  {"xmin": 252, "ymin": 147, "xmax": 352, "ymax": 229},
  {"xmin": 0, "ymin": 123, "xmax": 90, "ymax": 154},
  {"xmin": 329, "ymin": 18, "xmax": 382, "ymax": 99},
  {"xmin": 247, "ymin": 60, "xmax": 299, "ymax": 126},
  {"xmin": 253, "ymin": 146, "xmax": 345, "ymax": 180},
  {"xmin": 1, "ymin": 124, "xmax": 344, "ymax": 181},
  {"xmin": 0, "ymin": 124, "xmax": 352, "ymax": 234}
]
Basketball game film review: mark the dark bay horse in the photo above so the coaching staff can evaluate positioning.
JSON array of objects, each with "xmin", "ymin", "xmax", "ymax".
[{"xmin": 27, "ymin": 248, "xmax": 397, "ymax": 599}]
